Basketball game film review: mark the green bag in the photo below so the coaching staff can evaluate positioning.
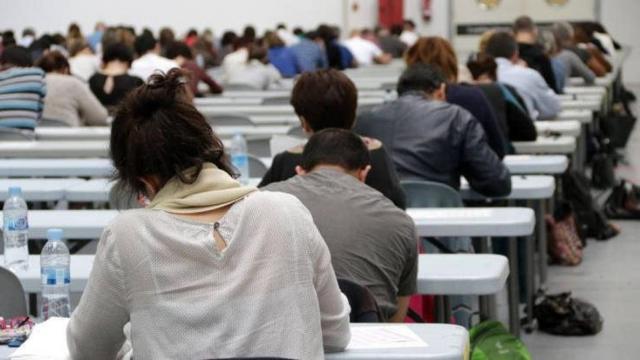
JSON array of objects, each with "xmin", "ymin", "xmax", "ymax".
[{"xmin": 469, "ymin": 321, "xmax": 532, "ymax": 360}]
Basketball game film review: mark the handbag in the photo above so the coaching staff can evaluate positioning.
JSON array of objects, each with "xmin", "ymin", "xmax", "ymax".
[
  {"xmin": 604, "ymin": 180, "xmax": 640, "ymax": 219},
  {"xmin": 533, "ymin": 292, "xmax": 603, "ymax": 336},
  {"xmin": 546, "ymin": 202, "xmax": 583, "ymax": 266}
]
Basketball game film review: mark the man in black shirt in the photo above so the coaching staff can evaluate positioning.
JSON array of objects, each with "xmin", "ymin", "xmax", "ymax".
[{"xmin": 513, "ymin": 15, "xmax": 560, "ymax": 93}]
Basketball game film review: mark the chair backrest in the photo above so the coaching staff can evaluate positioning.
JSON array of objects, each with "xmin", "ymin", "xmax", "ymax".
[
  {"xmin": 338, "ymin": 278, "xmax": 382, "ymax": 323},
  {"xmin": 261, "ymin": 96, "xmax": 290, "ymax": 105},
  {"xmin": 401, "ymin": 180, "xmax": 463, "ymax": 208},
  {"xmin": 39, "ymin": 118, "xmax": 71, "ymax": 127},
  {"xmin": 248, "ymin": 154, "xmax": 268, "ymax": 178},
  {"xmin": 0, "ymin": 266, "xmax": 28, "ymax": 318},
  {"xmin": 269, "ymin": 135, "xmax": 305, "ymax": 156},
  {"xmin": 207, "ymin": 114, "xmax": 254, "ymax": 127},
  {"xmin": 0, "ymin": 128, "xmax": 35, "ymax": 141}
]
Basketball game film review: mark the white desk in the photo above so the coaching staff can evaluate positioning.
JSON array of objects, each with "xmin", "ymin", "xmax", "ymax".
[
  {"xmin": 218, "ymin": 90, "xmax": 391, "ymax": 99},
  {"xmin": 418, "ymin": 254, "xmax": 508, "ymax": 295},
  {"xmin": 0, "ymin": 158, "xmax": 113, "ymax": 177},
  {"xmin": 0, "ymin": 255, "xmax": 93, "ymax": 293},
  {"xmin": 64, "ymin": 178, "xmax": 112, "ymax": 202},
  {"xmin": 556, "ymin": 109, "xmax": 593, "ymax": 124},
  {"xmin": 0, "ymin": 178, "xmax": 85, "ymax": 202},
  {"xmin": 503, "ymin": 155, "xmax": 568, "ymax": 175},
  {"xmin": 559, "ymin": 99, "xmax": 602, "ymax": 111},
  {"xmin": 407, "ymin": 207, "xmax": 534, "ymax": 237},
  {"xmin": 35, "ymin": 126, "xmax": 293, "ymax": 141},
  {"xmin": 512, "ymin": 135, "xmax": 576, "ymax": 154},
  {"xmin": 326, "ymin": 324, "xmax": 468, "ymax": 360},
  {"xmin": 0, "ymin": 141, "xmax": 109, "ymax": 158},
  {"xmin": 0, "ymin": 323, "xmax": 468, "ymax": 360},
  {"xmin": 0, "ymin": 210, "xmax": 117, "ymax": 239},
  {"xmin": 563, "ymin": 86, "xmax": 607, "ymax": 96},
  {"xmin": 535, "ymin": 120, "xmax": 581, "ymax": 137},
  {"xmin": 568, "ymin": 73, "xmax": 615, "ymax": 87},
  {"xmin": 461, "ymin": 175, "xmax": 555, "ymax": 201}
]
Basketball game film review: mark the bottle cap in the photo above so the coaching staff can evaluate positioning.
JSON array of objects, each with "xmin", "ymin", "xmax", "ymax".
[
  {"xmin": 47, "ymin": 228, "xmax": 64, "ymax": 241},
  {"xmin": 8, "ymin": 187, "xmax": 22, "ymax": 197}
]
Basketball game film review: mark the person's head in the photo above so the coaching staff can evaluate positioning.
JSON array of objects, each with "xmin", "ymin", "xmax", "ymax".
[
  {"xmin": 247, "ymin": 43, "xmax": 268, "ymax": 63},
  {"xmin": 243, "ymin": 25, "xmax": 256, "ymax": 42},
  {"xmin": 485, "ymin": 31, "xmax": 519, "ymax": 61},
  {"xmin": 134, "ymin": 31, "xmax": 158, "ymax": 57},
  {"xmin": 390, "ymin": 24, "xmax": 403, "ymax": 36},
  {"xmin": 94, "ymin": 22, "xmax": 107, "ymax": 32},
  {"xmin": 264, "ymin": 31, "xmax": 285, "ymax": 48},
  {"xmin": 293, "ymin": 27, "xmax": 304, "ymax": 36},
  {"xmin": 110, "ymin": 68, "xmax": 233, "ymax": 200},
  {"xmin": 67, "ymin": 23, "xmax": 82, "ymax": 39},
  {"xmin": 35, "ymin": 50, "xmax": 70, "ymax": 74},
  {"xmin": 466, "ymin": 52, "xmax": 497, "ymax": 83},
  {"xmin": 0, "ymin": 46, "xmax": 32, "ymax": 69},
  {"xmin": 405, "ymin": 36, "xmax": 458, "ymax": 82},
  {"xmin": 396, "ymin": 63, "xmax": 447, "ymax": 100},
  {"xmin": 276, "ymin": 23, "xmax": 287, "ymax": 31},
  {"xmin": 403, "ymin": 19, "xmax": 416, "ymax": 31},
  {"xmin": 221, "ymin": 31, "xmax": 238, "ymax": 47},
  {"xmin": 1, "ymin": 31, "xmax": 16, "ymax": 47},
  {"xmin": 296, "ymin": 128, "xmax": 371, "ymax": 182},
  {"xmin": 513, "ymin": 15, "xmax": 537, "ymax": 36},
  {"xmin": 159, "ymin": 27, "xmax": 175, "ymax": 48},
  {"xmin": 22, "ymin": 28, "xmax": 35, "ymax": 38},
  {"xmin": 539, "ymin": 30, "xmax": 559, "ymax": 56},
  {"xmin": 361, "ymin": 28, "xmax": 375, "ymax": 41},
  {"xmin": 102, "ymin": 42, "xmax": 135, "ymax": 67},
  {"xmin": 478, "ymin": 29, "xmax": 496, "ymax": 53},
  {"xmin": 67, "ymin": 38, "xmax": 92, "ymax": 57},
  {"xmin": 165, "ymin": 41, "xmax": 193, "ymax": 65},
  {"xmin": 290, "ymin": 69, "xmax": 358, "ymax": 134},
  {"xmin": 186, "ymin": 29, "xmax": 198, "ymax": 38},
  {"xmin": 552, "ymin": 22, "xmax": 575, "ymax": 49}
]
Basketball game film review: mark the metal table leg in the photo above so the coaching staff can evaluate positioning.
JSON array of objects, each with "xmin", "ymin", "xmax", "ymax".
[
  {"xmin": 538, "ymin": 200, "xmax": 549, "ymax": 286},
  {"xmin": 477, "ymin": 237, "xmax": 496, "ymax": 321},
  {"xmin": 507, "ymin": 236, "xmax": 521, "ymax": 336}
]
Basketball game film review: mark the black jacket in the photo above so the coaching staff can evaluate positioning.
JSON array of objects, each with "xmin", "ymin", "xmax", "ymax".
[{"xmin": 518, "ymin": 43, "xmax": 560, "ymax": 93}]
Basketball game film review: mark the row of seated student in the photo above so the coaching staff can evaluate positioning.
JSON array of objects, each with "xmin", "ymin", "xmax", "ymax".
[{"xmin": 0, "ymin": 16, "xmax": 619, "ymax": 130}]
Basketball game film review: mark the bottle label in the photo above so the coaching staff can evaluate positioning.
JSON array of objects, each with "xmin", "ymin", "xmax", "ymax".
[
  {"xmin": 231, "ymin": 154, "xmax": 248, "ymax": 168},
  {"xmin": 41, "ymin": 267, "xmax": 70, "ymax": 285},
  {"xmin": 5, "ymin": 216, "xmax": 28, "ymax": 231}
]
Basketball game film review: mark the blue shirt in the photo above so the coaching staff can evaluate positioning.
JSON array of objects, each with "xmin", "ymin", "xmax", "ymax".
[
  {"xmin": 290, "ymin": 39, "xmax": 328, "ymax": 73},
  {"xmin": 268, "ymin": 47, "xmax": 300, "ymax": 78}
]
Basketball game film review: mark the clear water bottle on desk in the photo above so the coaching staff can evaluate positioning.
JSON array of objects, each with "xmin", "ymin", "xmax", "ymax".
[
  {"xmin": 3, "ymin": 186, "xmax": 29, "ymax": 272},
  {"xmin": 230, "ymin": 133, "xmax": 249, "ymax": 184},
  {"xmin": 41, "ymin": 228, "xmax": 70, "ymax": 319}
]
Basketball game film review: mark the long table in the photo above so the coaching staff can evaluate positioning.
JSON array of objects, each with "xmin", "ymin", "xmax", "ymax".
[{"xmin": 512, "ymin": 135, "xmax": 576, "ymax": 154}]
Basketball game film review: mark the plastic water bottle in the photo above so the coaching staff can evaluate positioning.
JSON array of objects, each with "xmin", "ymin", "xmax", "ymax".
[
  {"xmin": 3, "ymin": 187, "xmax": 29, "ymax": 272},
  {"xmin": 41, "ymin": 228, "xmax": 70, "ymax": 319},
  {"xmin": 230, "ymin": 133, "xmax": 249, "ymax": 184}
]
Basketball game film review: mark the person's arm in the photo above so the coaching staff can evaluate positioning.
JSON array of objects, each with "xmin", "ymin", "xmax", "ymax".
[
  {"xmin": 389, "ymin": 224, "xmax": 418, "ymax": 322},
  {"xmin": 568, "ymin": 52, "xmax": 596, "ymax": 84},
  {"xmin": 503, "ymin": 85, "xmax": 537, "ymax": 141},
  {"xmin": 75, "ymin": 79, "xmax": 109, "ymax": 126},
  {"xmin": 473, "ymin": 89, "xmax": 508, "ymax": 159},
  {"xmin": 389, "ymin": 296, "xmax": 411, "ymax": 323},
  {"xmin": 258, "ymin": 152, "xmax": 296, "ymax": 187},
  {"xmin": 367, "ymin": 144, "xmax": 406, "ymax": 209},
  {"xmin": 460, "ymin": 114, "xmax": 512, "ymax": 197},
  {"xmin": 298, "ymin": 202, "xmax": 350, "ymax": 352},
  {"xmin": 67, "ymin": 228, "xmax": 129, "ymax": 358},
  {"xmin": 195, "ymin": 65, "xmax": 223, "ymax": 94},
  {"xmin": 530, "ymin": 72, "xmax": 561, "ymax": 120},
  {"xmin": 539, "ymin": 55, "xmax": 560, "ymax": 94}
]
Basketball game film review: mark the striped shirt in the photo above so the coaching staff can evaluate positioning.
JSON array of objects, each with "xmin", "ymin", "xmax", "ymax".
[{"xmin": 0, "ymin": 67, "xmax": 46, "ymax": 130}]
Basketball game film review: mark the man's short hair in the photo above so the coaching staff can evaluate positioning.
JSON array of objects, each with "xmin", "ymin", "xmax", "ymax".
[
  {"xmin": 102, "ymin": 43, "xmax": 135, "ymax": 65},
  {"xmin": 165, "ymin": 41, "xmax": 193, "ymax": 60},
  {"xmin": 0, "ymin": 46, "xmax": 32, "ymax": 67},
  {"xmin": 300, "ymin": 128, "xmax": 370, "ymax": 172},
  {"xmin": 134, "ymin": 32, "xmax": 157, "ymax": 56},
  {"xmin": 513, "ymin": 15, "xmax": 536, "ymax": 33},
  {"xmin": 396, "ymin": 63, "xmax": 446, "ymax": 95},
  {"xmin": 485, "ymin": 31, "xmax": 518, "ymax": 59},
  {"xmin": 290, "ymin": 69, "xmax": 358, "ymax": 131}
]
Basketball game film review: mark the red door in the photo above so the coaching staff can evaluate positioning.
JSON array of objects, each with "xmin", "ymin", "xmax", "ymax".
[{"xmin": 378, "ymin": 0, "xmax": 404, "ymax": 28}]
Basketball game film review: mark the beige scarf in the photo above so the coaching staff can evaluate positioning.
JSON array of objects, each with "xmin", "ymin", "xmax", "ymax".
[{"xmin": 148, "ymin": 163, "xmax": 256, "ymax": 214}]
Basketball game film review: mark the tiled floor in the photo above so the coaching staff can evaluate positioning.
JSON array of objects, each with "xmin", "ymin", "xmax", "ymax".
[{"xmin": 524, "ymin": 84, "xmax": 640, "ymax": 359}]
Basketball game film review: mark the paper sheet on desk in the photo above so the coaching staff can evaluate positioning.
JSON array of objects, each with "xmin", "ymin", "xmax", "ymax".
[
  {"xmin": 10, "ymin": 317, "xmax": 70, "ymax": 360},
  {"xmin": 347, "ymin": 325, "xmax": 428, "ymax": 350}
]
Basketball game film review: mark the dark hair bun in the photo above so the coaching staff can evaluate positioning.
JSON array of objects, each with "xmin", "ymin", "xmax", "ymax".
[{"xmin": 129, "ymin": 68, "xmax": 189, "ymax": 117}]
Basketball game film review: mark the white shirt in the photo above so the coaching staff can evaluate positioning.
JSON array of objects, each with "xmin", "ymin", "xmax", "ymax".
[
  {"xmin": 399, "ymin": 31, "xmax": 419, "ymax": 47},
  {"xmin": 343, "ymin": 36, "xmax": 383, "ymax": 66},
  {"xmin": 222, "ymin": 48, "xmax": 249, "ymax": 82},
  {"xmin": 129, "ymin": 53, "xmax": 178, "ymax": 82},
  {"xmin": 495, "ymin": 57, "xmax": 561, "ymax": 120},
  {"xmin": 277, "ymin": 29, "xmax": 300, "ymax": 46},
  {"xmin": 67, "ymin": 191, "xmax": 351, "ymax": 359},
  {"xmin": 69, "ymin": 54, "xmax": 100, "ymax": 82},
  {"xmin": 226, "ymin": 59, "xmax": 282, "ymax": 90}
]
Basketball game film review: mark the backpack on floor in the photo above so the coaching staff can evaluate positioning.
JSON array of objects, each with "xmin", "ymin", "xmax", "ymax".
[
  {"xmin": 469, "ymin": 321, "xmax": 532, "ymax": 360},
  {"xmin": 604, "ymin": 180, "xmax": 640, "ymax": 219},
  {"xmin": 533, "ymin": 292, "xmax": 603, "ymax": 336}
]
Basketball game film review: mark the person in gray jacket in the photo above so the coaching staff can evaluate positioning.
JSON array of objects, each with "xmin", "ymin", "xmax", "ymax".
[{"xmin": 355, "ymin": 63, "xmax": 511, "ymax": 197}]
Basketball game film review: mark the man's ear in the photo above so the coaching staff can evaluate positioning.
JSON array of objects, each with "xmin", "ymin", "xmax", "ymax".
[
  {"xmin": 357, "ymin": 165, "xmax": 372, "ymax": 183},
  {"xmin": 295, "ymin": 165, "xmax": 307, "ymax": 176},
  {"xmin": 432, "ymin": 83, "xmax": 447, "ymax": 101},
  {"xmin": 299, "ymin": 117, "xmax": 313, "ymax": 135}
]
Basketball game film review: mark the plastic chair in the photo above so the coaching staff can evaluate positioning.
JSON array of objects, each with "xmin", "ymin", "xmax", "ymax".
[
  {"xmin": 0, "ymin": 128, "xmax": 35, "ymax": 141},
  {"xmin": 400, "ymin": 180, "xmax": 464, "ymax": 208},
  {"xmin": 39, "ymin": 118, "xmax": 70, "ymax": 127},
  {"xmin": 338, "ymin": 278, "xmax": 382, "ymax": 322},
  {"xmin": 207, "ymin": 114, "xmax": 254, "ymax": 127},
  {"xmin": 248, "ymin": 154, "xmax": 268, "ymax": 178},
  {"xmin": 0, "ymin": 266, "xmax": 28, "ymax": 318}
]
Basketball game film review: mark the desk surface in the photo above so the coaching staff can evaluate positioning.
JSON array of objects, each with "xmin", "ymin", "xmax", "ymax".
[
  {"xmin": 0, "ymin": 178, "xmax": 85, "ymax": 201},
  {"xmin": 558, "ymin": 98, "xmax": 602, "ymax": 111},
  {"xmin": 0, "ymin": 210, "xmax": 117, "ymax": 239},
  {"xmin": 503, "ymin": 155, "xmax": 568, "ymax": 174},
  {"xmin": 512, "ymin": 135, "xmax": 576, "ymax": 154},
  {"xmin": 0, "ymin": 141, "xmax": 109, "ymax": 158},
  {"xmin": 417, "ymin": 254, "xmax": 508, "ymax": 295},
  {"xmin": 0, "ymin": 158, "xmax": 114, "ymax": 177},
  {"xmin": 0, "ymin": 323, "xmax": 468, "ymax": 360},
  {"xmin": 407, "ymin": 207, "xmax": 535, "ymax": 237},
  {"xmin": 461, "ymin": 175, "xmax": 555, "ymax": 200},
  {"xmin": 556, "ymin": 109, "xmax": 593, "ymax": 124},
  {"xmin": 535, "ymin": 120, "xmax": 582, "ymax": 137}
]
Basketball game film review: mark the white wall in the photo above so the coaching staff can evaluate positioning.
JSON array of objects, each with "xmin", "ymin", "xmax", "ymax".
[{"xmin": 600, "ymin": 0, "xmax": 640, "ymax": 83}]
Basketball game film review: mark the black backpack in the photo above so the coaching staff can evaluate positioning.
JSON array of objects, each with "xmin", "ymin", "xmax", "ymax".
[
  {"xmin": 533, "ymin": 292, "xmax": 603, "ymax": 336},
  {"xmin": 561, "ymin": 171, "xmax": 618, "ymax": 241}
]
